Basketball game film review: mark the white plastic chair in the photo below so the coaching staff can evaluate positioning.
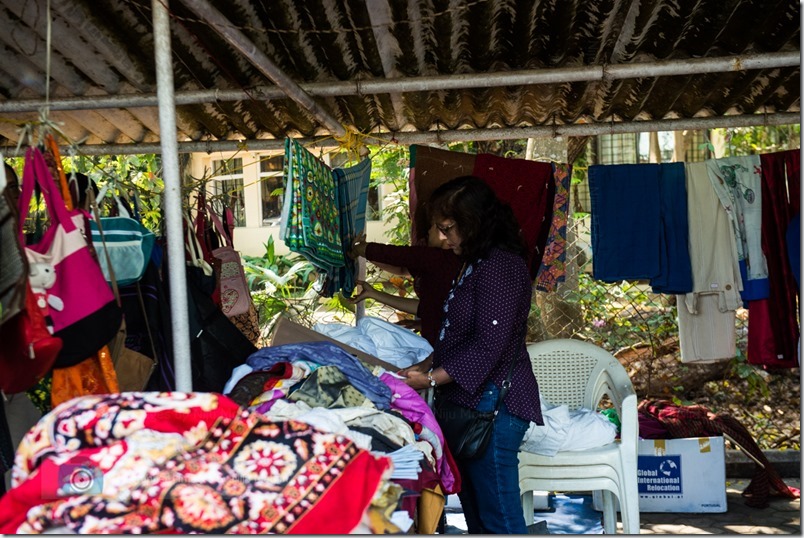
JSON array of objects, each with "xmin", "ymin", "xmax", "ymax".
[{"xmin": 518, "ymin": 339, "xmax": 640, "ymax": 534}]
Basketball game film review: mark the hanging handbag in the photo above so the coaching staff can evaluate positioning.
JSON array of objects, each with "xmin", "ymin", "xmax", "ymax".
[
  {"xmin": 207, "ymin": 204, "xmax": 253, "ymax": 317},
  {"xmin": 187, "ymin": 270, "xmax": 257, "ymax": 393},
  {"xmin": 1, "ymin": 154, "xmax": 62, "ymax": 391},
  {"xmin": 17, "ymin": 147, "xmax": 122, "ymax": 367},
  {"xmin": 434, "ymin": 360, "xmax": 516, "ymax": 460},
  {"xmin": 1, "ymin": 168, "xmax": 27, "ymax": 326},
  {"xmin": 92, "ymin": 193, "xmax": 158, "ymax": 393},
  {"xmin": 89, "ymin": 184, "xmax": 155, "ymax": 287},
  {"xmin": 0, "ymin": 280, "xmax": 63, "ymax": 394}
]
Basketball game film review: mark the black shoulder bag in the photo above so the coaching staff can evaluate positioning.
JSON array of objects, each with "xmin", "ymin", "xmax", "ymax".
[{"xmin": 435, "ymin": 360, "xmax": 517, "ymax": 460}]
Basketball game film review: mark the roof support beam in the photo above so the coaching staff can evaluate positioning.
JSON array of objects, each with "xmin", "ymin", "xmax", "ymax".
[
  {"xmin": 50, "ymin": 111, "xmax": 800, "ymax": 156},
  {"xmin": 177, "ymin": 0, "xmax": 346, "ymax": 137},
  {"xmin": 365, "ymin": 0, "xmax": 408, "ymax": 131},
  {"xmin": 0, "ymin": 51, "xmax": 797, "ymax": 114}
]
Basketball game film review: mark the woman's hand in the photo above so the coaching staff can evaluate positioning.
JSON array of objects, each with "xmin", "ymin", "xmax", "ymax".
[
  {"xmin": 396, "ymin": 318, "xmax": 422, "ymax": 332},
  {"xmin": 399, "ymin": 354, "xmax": 432, "ymax": 376},
  {"xmin": 347, "ymin": 279, "xmax": 375, "ymax": 304},
  {"xmin": 349, "ymin": 233, "xmax": 368, "ymax": 259},
  {"xmin": 403, "ymin": 369, "xmax": 431, "ymax": 391}
]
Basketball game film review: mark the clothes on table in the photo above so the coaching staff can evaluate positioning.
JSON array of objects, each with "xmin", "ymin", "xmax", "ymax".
[{"xmin": 313, "ymin": 315, "xmax": 433, "ymax": 369}]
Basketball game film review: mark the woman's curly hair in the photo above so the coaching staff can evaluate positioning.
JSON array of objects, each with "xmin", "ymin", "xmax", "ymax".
[{"xmin": 427, "ymin": 175, "xmax": 527, "ymax": 262}]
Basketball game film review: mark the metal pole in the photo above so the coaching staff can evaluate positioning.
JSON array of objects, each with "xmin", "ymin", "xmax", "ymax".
[
  {"xmin": 30, "ymin": 111, "xmax": 800, "ymax": 156},
  {"xmin": 0, "ymin": 51, "xmax": 797, "ymax": 113},
  {"xmin": 152, "ymin": 0, "xmax": 193, "ymax": 393}
]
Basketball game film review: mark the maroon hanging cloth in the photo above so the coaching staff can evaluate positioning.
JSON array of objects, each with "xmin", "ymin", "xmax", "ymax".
[
  {"xmin": 750, "ymin": 151, "xmax": 800, "ymax": 368},
  {"xmin": 473, "ymin": 153, "xmax": 555, "ymax": 278}
]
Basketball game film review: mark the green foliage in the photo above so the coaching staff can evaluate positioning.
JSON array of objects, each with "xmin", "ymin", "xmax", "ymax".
[
  {"xmin": 566, "ymin": 273, "xmax": 678, "ymax": 357},
  {"xmin": 67, "ymin": 154, "xmax": 164, "ymax": 233},
  {"xmin": 240, "ymin": 236, "xmax": 320, "ymax": 327},
  {"xmin": 241, "ymin": 237, "xmax": 316, "ymax": 297},
  {"xmin": 717, "ymin": 125, "xmax": 801, "ymax": 156},
  {"xmin": 369, "ymin": 145, "xmax": 411, "ymax": 245},
  {"xmin": 729, "ymin": 348, "xmax": 771, "ymax": 399}
]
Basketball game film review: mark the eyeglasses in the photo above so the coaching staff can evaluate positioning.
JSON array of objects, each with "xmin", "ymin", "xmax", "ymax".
[{"xmin": 436, "ymin": 222, "xmax": 457, "ymax": 235}]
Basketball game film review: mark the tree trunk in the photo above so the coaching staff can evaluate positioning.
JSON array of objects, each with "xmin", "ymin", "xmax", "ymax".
[{"xmin": 525, "ymin": 137, "xmax": 586, "ymax": 342}]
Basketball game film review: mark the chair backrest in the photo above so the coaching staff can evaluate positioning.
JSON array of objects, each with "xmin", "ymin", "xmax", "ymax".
[{"xmin": 526, "ymin": 339, "xmax": 635, "ymax": 416}]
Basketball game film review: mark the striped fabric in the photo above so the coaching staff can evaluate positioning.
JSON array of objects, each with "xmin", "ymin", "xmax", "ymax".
[{"xmin": 323, "ymin": 158, "xmax": 372, "ymax": 297}]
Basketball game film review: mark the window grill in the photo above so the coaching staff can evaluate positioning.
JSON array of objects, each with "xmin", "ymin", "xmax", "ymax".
[{"xmin": 211, "ymin": 158, "xmax": 246, "ymax": 227}]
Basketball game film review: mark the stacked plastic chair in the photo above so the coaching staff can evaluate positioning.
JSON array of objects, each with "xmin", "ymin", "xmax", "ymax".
[{"xmin": 518, "ymin": 339, "xmax": 641, "ymax": 534}]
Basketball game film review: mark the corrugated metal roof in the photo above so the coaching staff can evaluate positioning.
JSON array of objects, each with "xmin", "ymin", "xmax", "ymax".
[{"xmin": 0, "ymin": 0, "xmax": 798, "ymax": 153}]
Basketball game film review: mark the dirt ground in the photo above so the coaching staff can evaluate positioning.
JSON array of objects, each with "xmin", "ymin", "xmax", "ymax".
[{"xmin": 616, "ymin": 344, "xmax": 801, "ymax": 451}]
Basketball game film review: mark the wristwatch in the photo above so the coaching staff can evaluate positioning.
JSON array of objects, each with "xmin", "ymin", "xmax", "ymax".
[{"xmin": 426, "ymin": 371, "xmax": 437, "ymax": 388}]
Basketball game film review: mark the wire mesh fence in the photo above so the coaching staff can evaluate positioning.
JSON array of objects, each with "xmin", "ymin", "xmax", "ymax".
[
  {"xmin": 269, "ymin": 212, "xmax": 751, "ymax": 365},
  {"xmin": 527, "ymin": 214, "xmax": 749, "ymax": 357}
]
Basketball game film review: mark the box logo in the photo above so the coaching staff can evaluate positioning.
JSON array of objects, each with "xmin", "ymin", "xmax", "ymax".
[{"xmin": 637, "ymin": 455, "xmax": 682, "ymax": 495}]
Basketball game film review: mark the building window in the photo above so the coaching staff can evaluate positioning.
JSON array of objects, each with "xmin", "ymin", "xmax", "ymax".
[
  {"xmin": 596, "ymin": 133, "xmax": 639, "ymax": 164},
  {"xmin": 638, "ymin": 132, "xmax": 676, "ymax": 163},
  {"xmin": 260, "ymin": 154, "xmax": 284, "ymax": 226},
  {"xmin": 211, "ymin": 158, "xmax": 246, "ymax": 227},
  {"xmin": 683, "ymin": 130, "xmax": 711, "ymax": 162}
]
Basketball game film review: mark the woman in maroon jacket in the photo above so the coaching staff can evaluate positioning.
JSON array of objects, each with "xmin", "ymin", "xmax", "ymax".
[
  {"xmin": 402, "ymin": 175, "xmax": 542, "ymax": 534},
  {"xmin": 349, "ymin": 223, "xmax": 462, "ymax": 348}
]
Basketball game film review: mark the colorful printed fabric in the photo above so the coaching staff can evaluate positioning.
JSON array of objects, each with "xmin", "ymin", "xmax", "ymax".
[
  {"xmin": 282, "ymin": 138, "xmax": 345, "ymax": 271},
  {"xmin": 535, "ymin": 163, "xmax": 571, "ymax": 292},
  {"xmin": 279, "ymin": 138, "xmax": 300, "ymax": 248},
  {"xmin": 0, "ymin": 391, "xmax": 396, "ymax": 534},
  {"xmin": 323, "ymin": 158, "xmax": 372, "ymax": 297}
]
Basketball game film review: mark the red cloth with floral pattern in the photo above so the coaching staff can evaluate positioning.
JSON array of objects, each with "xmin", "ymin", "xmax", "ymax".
[{"xmin": 0, "ymin": 392, "xmax": 393, "ymax": 534}]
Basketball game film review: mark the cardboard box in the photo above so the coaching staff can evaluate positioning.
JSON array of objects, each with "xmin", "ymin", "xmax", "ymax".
[
  {"xmin": 594, "ymin": 436, "xmax": 727, "ymax": 513},
  {"xmin": 269, "ymin": 316, "xmax": 399, "ymax": 372}
]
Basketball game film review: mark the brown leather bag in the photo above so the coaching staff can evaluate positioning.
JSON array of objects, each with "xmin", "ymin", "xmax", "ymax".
[{"xmin": 112, "ymin": 345, "xmax": 157, "ymax": 392}]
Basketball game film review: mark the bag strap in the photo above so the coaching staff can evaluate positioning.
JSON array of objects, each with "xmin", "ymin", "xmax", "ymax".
[
  {"xmin": 44, "ymin": 134, "xmax": 73, "ymax": 211},
  {"xmin": 206, "ymin": 203, "xmax": 232, "ymax": 248},
  {"xmin": 492, "ymin": 359, "xmax": 517, "ymax": 417},
  {"xmin": 185, "ymin": 213, "xmax": 214, "ymax": 276},
  {"xmin": 88, "ymin": 187, "xmax": 121, "ymax": 305},
  {"xmin": 96, "ymin": 183, "xmax": 131, "ymax": 219},
  {"xmin": 136, "ymin": 281, "xmax": 159, "ymax": 367},
  {"xmin": 223, "ymin": 205, "xmax": 235, "ymax": 243},
  {"xmin": 18, "ymin": 147, "xmax": 75, "ymax": 238}
]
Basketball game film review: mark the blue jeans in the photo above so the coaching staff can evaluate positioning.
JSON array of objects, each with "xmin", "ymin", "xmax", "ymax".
[{"xmin": 456, "ymin": 381, "xmax": 530, "ymax": 534}]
